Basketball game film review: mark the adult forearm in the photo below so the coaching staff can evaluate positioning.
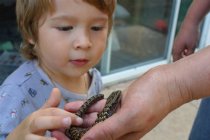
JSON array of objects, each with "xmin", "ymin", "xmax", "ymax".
[
  {"xmin": 184, "ymin": 0, "xmax": 210, "ymax": 26},
  {"xmin": 165, "ymin": 46, "xmax": 210, "ymax": 110}
]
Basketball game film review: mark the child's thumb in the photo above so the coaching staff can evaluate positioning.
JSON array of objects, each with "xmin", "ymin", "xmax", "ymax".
[{"xmin": 41, "ymin": 88, "xmax": 62, "ymax": 109}]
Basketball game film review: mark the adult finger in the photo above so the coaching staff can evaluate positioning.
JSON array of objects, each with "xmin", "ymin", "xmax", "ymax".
[
  {"xmin": 81, "ymin": 112, "xmax": 98, "ymax": 127},
  {"xmin": 185, "ymin": 46, "xmax": 196, "ymax": 56},
  {"xmin": 81, "ymin": 109, "xmax": 130, "ymax": 140},
  {"xmin": 42, "ymin": 88, "xmax": 61, "ymax": 109},
  {"xmin": 65, "ymin": 99, "xmax": 106, "ymax": 113},
  {"xmin": 172, "ymin": 46, "xmax": 184, "ymax": 62}
]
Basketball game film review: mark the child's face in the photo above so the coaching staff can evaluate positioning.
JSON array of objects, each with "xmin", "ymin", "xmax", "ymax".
[{"xmin": 37, "ymin": 0, "xmax": 109, "ymax": 79}]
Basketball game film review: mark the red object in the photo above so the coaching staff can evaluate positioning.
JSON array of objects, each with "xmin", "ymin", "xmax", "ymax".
[{"xmin": 155, "ymin": 19, "xmax": 168, "ymax": 33}]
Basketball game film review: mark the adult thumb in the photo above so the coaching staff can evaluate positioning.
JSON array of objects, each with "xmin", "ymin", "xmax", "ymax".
[{"xmin": 41, "ymin": 88, "xmax": 62, "ymax": 109}]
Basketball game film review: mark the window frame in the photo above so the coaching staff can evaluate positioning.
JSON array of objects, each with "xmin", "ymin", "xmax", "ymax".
[{"xmin": 101, "ymin": 0, "xmax": 181, "ymax": 87}]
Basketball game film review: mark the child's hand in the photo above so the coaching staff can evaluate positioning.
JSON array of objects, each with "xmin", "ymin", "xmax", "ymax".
[
  {"xmin": 51, "ymin": 98, "xmax": 106, "ymax": 140},
  {"xmin": 6, "ymin": 88, "xmax": 83, "ymax": 140},
  {"xmin": 65, "ymin": 99, "xmax": 106, "ymax": 126}
]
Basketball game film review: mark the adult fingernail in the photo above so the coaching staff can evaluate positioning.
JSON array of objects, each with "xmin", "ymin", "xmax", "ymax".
[{"xmin": 63, "ymin": 117, "xmax": 71, "ymax": 127}]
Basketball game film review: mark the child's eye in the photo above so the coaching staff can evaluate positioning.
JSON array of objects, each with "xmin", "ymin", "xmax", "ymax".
[
  {"xmin": 91, "ymin": 26, "xmax": 104, "ymax": 31},
  {"xmin": 56, "ymin": 26, "xmax": 73, "ymax": 31}
]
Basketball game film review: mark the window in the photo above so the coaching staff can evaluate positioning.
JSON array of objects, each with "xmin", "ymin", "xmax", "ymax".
[{"xmin": 99, "ymin": 0, "xmax": 182, "ymax": 85}]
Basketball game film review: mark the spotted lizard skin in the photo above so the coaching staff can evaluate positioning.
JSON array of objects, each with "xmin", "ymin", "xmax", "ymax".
[{"xmin": 65, "ymin": 90, "xmax": 122, "ymax": 140}]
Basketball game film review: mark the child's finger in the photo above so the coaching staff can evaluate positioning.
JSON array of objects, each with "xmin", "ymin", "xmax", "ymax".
[
  {"xmin": 30, "ymin": 116, "xmax": 83, "ymax": 133},
  {"xmin": 42, "ymin": 88, "xmax": 61, "ymax": 109},
  {"xmin": 25, "ymin": 133, "xmax": 56, "ymax": 140},
  {"xmin": 32, "ymin": 107, "xmax": 84, "ymax": 120}
]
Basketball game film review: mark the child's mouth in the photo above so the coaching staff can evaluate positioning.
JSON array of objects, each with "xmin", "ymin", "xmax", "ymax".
[{"xmin": 70, "ymin": 59, "xmax": 89, "ymax": 66}]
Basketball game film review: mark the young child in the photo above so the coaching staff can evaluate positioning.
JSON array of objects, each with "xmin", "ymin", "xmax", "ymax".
[{"xmin": 0, "ymin": 0, "xmax": 116, "ymax": 139}]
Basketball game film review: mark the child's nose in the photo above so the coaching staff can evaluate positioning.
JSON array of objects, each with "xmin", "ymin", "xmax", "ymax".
[{"xmin": 73, "ymin": 30, "xmax": 92, "ymax": 49}]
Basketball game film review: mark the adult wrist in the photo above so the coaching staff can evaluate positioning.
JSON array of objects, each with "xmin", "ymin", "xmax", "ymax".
[{"xmin": 152, "ymin": 64, "xmax": 192, "ymax": 111}]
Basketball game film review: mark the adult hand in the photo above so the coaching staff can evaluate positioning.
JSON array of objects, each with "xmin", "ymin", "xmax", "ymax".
[
  {"xmin": 172, "ymin": 21, "xmax": 199, "ymax": 61},
  {"xmin": 80, "ymin": 66, "xmax": 185, "ymax": 140},
  {"xmin": 6, "ymin": 88, "xmax": 83, "ymax": 140}
]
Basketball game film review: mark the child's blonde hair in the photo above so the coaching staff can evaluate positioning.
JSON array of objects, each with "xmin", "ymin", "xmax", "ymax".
[{"xmin": 16, "ymin": 0, "xmax": 116, "ymax": 60}]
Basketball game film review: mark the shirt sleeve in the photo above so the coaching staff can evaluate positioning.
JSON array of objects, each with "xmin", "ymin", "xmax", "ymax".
[{"xmin": 0, "ymin": 84, "xmax": 26, "ymax": 139}]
